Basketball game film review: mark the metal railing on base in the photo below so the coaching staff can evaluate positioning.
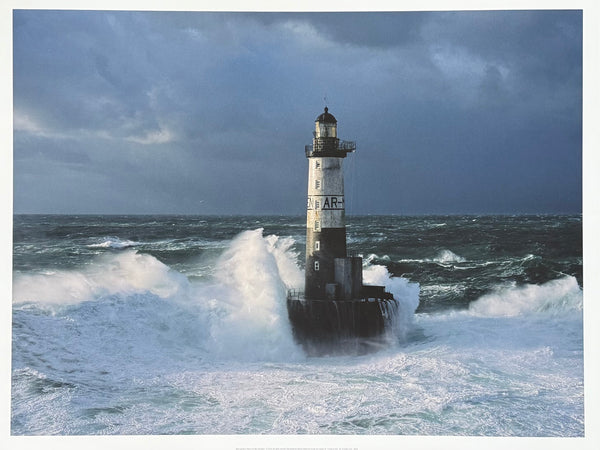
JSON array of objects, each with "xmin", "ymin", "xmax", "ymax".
[{"xmin": 287, "ymin": 288, "xmax": 304, "ymax": 301}]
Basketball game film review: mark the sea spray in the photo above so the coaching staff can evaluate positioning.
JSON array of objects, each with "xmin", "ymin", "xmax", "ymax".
[
  {"xmin": 12, "ymin": 250, "xmax": 189, "ymax": 305},
  {"xmin": 88, "ymin": 237, "xmax": 139, "ymax": 249},
  {"xmin": 13, "ymin": 228, "xmax": 418, "ymax": 362},
  {"xmin": 362, "ymin": 264, "xmax": 420, "ymax": 342},
  {"xmin": 12, "ymin": 214, "xmax": 584, "ymax": 436},
  {"xmin": 204, "ymin": 229, "xmax": 304, "ymax": 361},
  {"xmin": 13, "ymin": 228, "xmax": 308, "ymax": 364},
  {"xmin": 432, "ymin": 249, "xmax": 466, "ymax": 264},
  {"xmin": 468, "ymin": 276, "xmax": 582, "ymax": 317}
]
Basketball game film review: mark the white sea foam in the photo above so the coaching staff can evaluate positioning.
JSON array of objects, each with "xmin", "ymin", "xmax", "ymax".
[
  {"xmin": 13, "ymin": 228, "xmax": 421, "ymax": 362},
  {"xmin": 201, "ymin": 229, "xmax": 304, "ymax": 361},
  {"xmin": 432, "ymin": 249, "xmax": 466, "ymax": 264},
  {"xmin": 12, "ymin": 251, "xmax": 188, "ymax": 305},
  {"xmin": 364, "ymin": 253, "xmax": 391, "ymax": 263},
  {"xmin": 88, "ymin": 238, "xmax": 138, "ymax": 249},
  {"xmin": 420, "ymin": 282, "xmax": 467, "ymax": 297},
  {"xmin": 13, "ymin": 229, "xmax": 306, "ymax": 362},
  {"xmin": 397, "ymin": 249, "xmax": 466, "ymax": 265},
  {"xmin": 11, "ymin": 229, "xmax": 584, "ymax": 436},
  {"xmin": 363, "ymin": 264, "xmax": 420, "ymax": 341},
  {"xmin": 468, "ymin": 276, "xmax": 582, "ymax": 317}
]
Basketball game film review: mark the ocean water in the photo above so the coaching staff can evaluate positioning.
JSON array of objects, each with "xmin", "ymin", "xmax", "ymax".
[{"xmin": 11, "ymin": 214, "xmax": 583, "ymax": 436}]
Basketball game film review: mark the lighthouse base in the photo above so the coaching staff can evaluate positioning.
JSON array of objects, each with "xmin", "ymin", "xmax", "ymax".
[{"xmin": 286, "ymin": 294, "xmax": 398, "ymax": 356}]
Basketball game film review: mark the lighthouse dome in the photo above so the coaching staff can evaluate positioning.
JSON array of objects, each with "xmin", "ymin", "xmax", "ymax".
[{"xmin": 316, "ymin": 107, "xmax": 337, "ymax": 124}]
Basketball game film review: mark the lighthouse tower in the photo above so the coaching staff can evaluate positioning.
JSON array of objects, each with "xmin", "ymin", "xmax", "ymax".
[
  {"xmin": 287, "ymin": 107, "xmax": 398, "ymax": 352},
  {"xmin": 305, "ymin": 107, "xmax": 354, "ymax": 299}
]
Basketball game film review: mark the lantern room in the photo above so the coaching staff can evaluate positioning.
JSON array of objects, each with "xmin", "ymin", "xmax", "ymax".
[{"xmin": 315, "ymin": 107, "xmax": 337, "ymax": 138}]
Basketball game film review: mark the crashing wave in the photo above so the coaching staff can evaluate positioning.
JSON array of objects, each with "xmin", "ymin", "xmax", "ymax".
[
  {"xmin": 468, "ymin": 276, "xmax": 582, "ymax": 317},
  {"xmin": 432, "ymin": 249, "xmax": 466, "ymax": 264},
  {"xmin": 88, "ymin": 238, "xmax": 138, "ymax": 249}
]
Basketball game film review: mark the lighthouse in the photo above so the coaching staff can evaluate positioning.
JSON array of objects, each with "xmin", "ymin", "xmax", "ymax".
[
  {"xmin": 287, "ymin": 107, "xmax": 398, "ymax": 353},
  {"xmin": 305, "ymin": 107, "xmax": 353, "ymax": 299}
]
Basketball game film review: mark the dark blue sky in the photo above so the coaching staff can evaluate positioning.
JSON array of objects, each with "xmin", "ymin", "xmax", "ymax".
[{"xmin": 12, "ymin": 9, "xmax": 583, "ymax": 215}]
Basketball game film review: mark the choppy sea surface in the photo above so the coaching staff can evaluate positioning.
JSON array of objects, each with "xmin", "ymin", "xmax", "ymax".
[{"xmin": 11, "ymin": 214, "xmax": 583, "ymax": 436}]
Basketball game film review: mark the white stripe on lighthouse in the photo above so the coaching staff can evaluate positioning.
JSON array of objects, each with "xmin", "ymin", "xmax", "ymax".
[{"xmin": 306, "ymin": 157, "xmax": 345, "ymax": 229}]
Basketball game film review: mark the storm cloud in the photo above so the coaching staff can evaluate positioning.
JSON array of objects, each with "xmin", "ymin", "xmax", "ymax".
[{"xmin": 13, "ymin": 10, "xmax": 582, "ymax": 214}]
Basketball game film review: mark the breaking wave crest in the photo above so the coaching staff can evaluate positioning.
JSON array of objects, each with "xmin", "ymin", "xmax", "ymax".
[
  {"xmin": 13, "ymin": 251, "xmax": 188, "ymax": 305},
  {"xmin": 88, "ymin": 238, "xmax": 138, "ymax": 249},
  {"xmin": 363, "ymin": 264, "xmax": 420, "ymax": 340},
  {"xmin": 199, "ymin": 229, "xmax": 303, "ymax": 360},
  {"xmin": 468, "ymin": 276, "xmax": 582, "ymax": 317},
  {"xmin": 431, "ymin": 249, "xmax": 466, "ymax": 264},
  {"xmin": 13, "ymin": 229, "xmax": 303, "ymax": 362},
  {"xmin": 13, "ymin": 229, "xmax": 420, "ymax": 361}
]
